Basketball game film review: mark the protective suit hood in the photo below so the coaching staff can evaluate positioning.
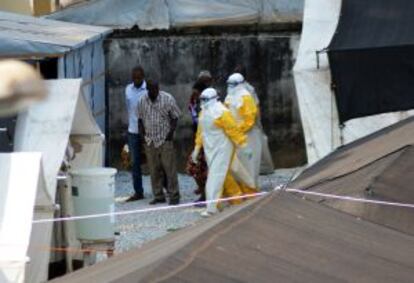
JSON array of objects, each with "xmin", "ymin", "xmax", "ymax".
[
  {"xmin": 227, "ymin": 73, "xmax": 245, "ymax": 86},
  {"xmin": 200, "ymin": 88, "xmax": 218, "ymax": 109}
]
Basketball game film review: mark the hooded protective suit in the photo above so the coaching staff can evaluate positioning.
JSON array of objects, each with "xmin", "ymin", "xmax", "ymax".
[
  {"xmin": 226, "ymin": 73, "xmax": 263, "ymax": 190},
  {"xmin": 192, "ymin": 88, "xmax": 246, "ymax": 214},
  {"xmin": 243, "ymin": 81, "xmax": 275, "ymax": 174}
]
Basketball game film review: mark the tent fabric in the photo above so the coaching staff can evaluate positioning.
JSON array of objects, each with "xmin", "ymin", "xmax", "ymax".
[
  {"xmin": 328, "ymin": 0, "xmax": 414, "ymax": 51},
  {"xmin": 0, "ymin": 153, "xmax": 42, "ymax": 283},
  {"xmin": 13, "ymin": 79, "xmax": 103, "ymax": 283},
  {"xmin": 59, "ymin": 39, "xmax": 107, "ymax": 131},
  {"xmin": 0, "ymin": 11, "xmax": 110, "ymax": 132},
  {"xmin": 291, "ymin": 116, "xmax": 414, "ymax": 190},
  {"xmin": 293, "ymin": 0, "xmax": 343, "ymax": 163},
  {"xmin": 329, "ymin": 48, "xmax": 414, "ymax": 123},
  {"xmin": 290, "ymin": 116, "xmax": 414, "ymax": 235},
  {"xmin": 0, "ymin": 11, "xmax": 111, "ymax": 57},
  {"xmin": 46, "ymin": 0, "xmax": 303, "ymax": 29},
  {"xmin": 293, "ymin": 0, "xmax": 412, "ymax": 164},
  {"xmin": 46, "ymin": 0, "xmax": 170, "ymax": 31},
  {"xmin": 52, "ymin": 193, "xmax": 414, "ymax": 283},
  {"xmin": 327, "ymin": 0, "xmax": 414, "ymax": 123}
]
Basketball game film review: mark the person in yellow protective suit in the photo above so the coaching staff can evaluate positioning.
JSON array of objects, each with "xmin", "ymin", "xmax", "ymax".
[
  {"xmin": 191, "ymin": 88, "xmax": 247, "ymax": 217},
  {"xmin": 225, "ymin": 73, "xmax": 263, "ymax": 192}
]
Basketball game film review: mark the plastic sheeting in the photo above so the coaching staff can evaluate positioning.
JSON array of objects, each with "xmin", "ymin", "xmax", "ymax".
[
  {"xmin": 13, "ymin": 79, "xmax": 103, "ymax": 283},
  {"xmin": 0, "ymin": 11, "xmax": 111, "ymax": 57},
  {"xmin": 328, "ymin": 0, "xmax": 414, "ymax": 123},
  {"xmin": 0, "ymin": 11, "xmax": 109, "ymax": 132},
  {"xmin": 293, "ymin": 0, "xmax": 342, "ymax": 164},
  {"xmin": 59, "ymin": 39, "xmax": 107, "ymax": 131},
  {"xmin": 293, "ymin": 0, "xmax": 412, "ymax": 164},
  {"xmin": 46, "ymin": 0, "xmax": 303, "ymax": 29},
  {"xmin": 0, "ymin": 153, "xmax": 42, "ymax": 283},
  {"xmin": 46, "ymin": 0, "xmax": 170, "ymax": 30}
]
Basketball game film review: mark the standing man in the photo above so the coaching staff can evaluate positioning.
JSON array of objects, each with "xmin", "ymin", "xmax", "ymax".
[
  {"xmin": 138, "ymin": 80, "xmax": 181, "ymax": 205},
  {"xmin": 125, "ymin": 66, "xmax": 146, "ymax": 202}
]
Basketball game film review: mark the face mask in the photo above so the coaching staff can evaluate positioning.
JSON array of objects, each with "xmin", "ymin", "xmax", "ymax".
[
  {"xmin": 227, "ymin": 84, "xmax": 237, "ymax": 96},
  {"xmin": 200, "ymin": 96, "xmax": 217, "ymax": 108}
]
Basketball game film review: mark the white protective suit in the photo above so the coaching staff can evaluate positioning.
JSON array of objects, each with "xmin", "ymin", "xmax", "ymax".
[
  {"xmin": 226, "ymin": 73, "xmax": 263, "ymax": 190},
  {"xmin": 243, "ymin": 81, "xmax": 275, "ymax": 174},
  {"xmin": 192, "ymin": 88, "xmax": 246, "ymax": 215}
]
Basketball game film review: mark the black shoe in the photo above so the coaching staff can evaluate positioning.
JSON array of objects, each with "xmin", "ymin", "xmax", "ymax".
[
  {"xmin": 169, "ymin": 199, "xmax": 180, "ymax": 206},
  {"xmin": 149, "ymin": 198, "xmax": 166, "ymax": 205},
  {"xmin": 125, "ymin": 194, "xmax": 144, "ymax": 202}
]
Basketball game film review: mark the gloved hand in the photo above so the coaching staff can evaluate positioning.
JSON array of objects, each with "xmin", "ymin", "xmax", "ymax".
[
  {"xmin": 238, "ymin": 145, "xmax": 253, "ymax": 160},
  {"xmin": 191, "ymin": 146, "xmax": 201, "ymax": 164}
]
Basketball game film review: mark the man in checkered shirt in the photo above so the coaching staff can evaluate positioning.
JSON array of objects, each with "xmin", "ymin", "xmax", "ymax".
[{"xmin": 138, "ymin": 79, "xmax": 182, "ymax": 205}]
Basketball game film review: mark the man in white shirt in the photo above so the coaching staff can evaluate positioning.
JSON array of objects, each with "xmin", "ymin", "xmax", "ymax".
[{"xmin": 125, "ymin": 66, "xmax": 147, "ymax": 201}]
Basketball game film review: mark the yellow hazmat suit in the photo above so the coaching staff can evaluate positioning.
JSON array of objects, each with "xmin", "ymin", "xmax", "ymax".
[
  {"xmin": 226, "ymin": 73, "xmax": 263, "ymax": 191},
  {"xmin": 192, "ymin": 88, "xmax": 246, "ymax": 215}
]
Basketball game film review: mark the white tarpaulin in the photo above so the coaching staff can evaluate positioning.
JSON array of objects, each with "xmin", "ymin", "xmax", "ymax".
[
  {"xmin": 13, "ymin": 79, "xmax": 103, "ymax": 283},
  {"xmin": 47, "ymin": 0, "xmax": 303, "ymax": 29},
  {"xmin": 0, "ymin": 153, "xmax": 42, "ymax": 283},
  {"xmin": 293, "ymin": 0, "xmax": 412, "ymax": 164}
]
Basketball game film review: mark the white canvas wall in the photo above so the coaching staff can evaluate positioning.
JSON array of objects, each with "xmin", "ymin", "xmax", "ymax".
[
  {"xmin": 0, "ymin": 153, "xmax": 42, "ymax": 283},
  {"xmin": 13, "ymin": 79, "xmax": 103, "ymax": 283},
  {"xmin": 293, "ymin": 0, "xmax": 413, "ymax": 164}
]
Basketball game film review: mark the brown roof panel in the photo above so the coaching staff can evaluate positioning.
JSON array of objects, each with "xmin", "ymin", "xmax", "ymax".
[{"xmin": 53, "ymin": 193, "xmax": 414, "ymax": 283}]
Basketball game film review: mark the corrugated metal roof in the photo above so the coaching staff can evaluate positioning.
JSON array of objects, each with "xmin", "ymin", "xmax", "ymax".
[{"xmin": 0, "ymin": 11, "xmax": 112, "ymax": 58}]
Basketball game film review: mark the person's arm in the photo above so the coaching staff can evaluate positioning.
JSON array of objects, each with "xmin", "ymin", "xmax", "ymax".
[
  {"xmin": 166, "ymin": 96, "xmax": 182, "ymax": 141},
  {"xmin": 191, "ymin": 118, "xmax": 203, "ymax": 163},
  {"xmin": 238, "ymin": 94, "xmax": 257, "ymax": 133},
  {"xmin": 194, "ymin": 119, "xmax": 203, "ymax": 148},
  {"xmin": 137, "ymin": 98, "xmax": 145, "ymax": 137},
  {"xmin": 138, "ymin": 118, "xmax": 145, "ymax": 137},
  {"xmin": 214, "ymin": 110, "xmax": 247, "ymax": 147},
  {"xmin": 166, "ymin": 117, "xmax": 177, "ymax": 141}
]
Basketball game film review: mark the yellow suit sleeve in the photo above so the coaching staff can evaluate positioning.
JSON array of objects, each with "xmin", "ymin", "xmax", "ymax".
[
  {"xmin": 195, "ymin": 122, "xmax": 203, "ymax": 149},
  {"xmin": 214, "ymin": 110, "xmax": 247, "ymax": 146},
  {"xmin": 238, "ymin": 95, "xmax": 257, "ymax": 133}
]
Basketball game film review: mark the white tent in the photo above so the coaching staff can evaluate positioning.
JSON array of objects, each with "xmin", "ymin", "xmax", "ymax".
[
  {"xmin": 0, "ymin": 153, "xmax": 42, "ymax": 283},
  {"xmin": 0, "ymin": 11, "xmax": 112, "ymax": 131},
  {"xmin": 293, "ymin": 0, "xmax": 412, "ymax": 164},
  {"xmin": 13, "ymin": 79, "xmax": 103, "ymax": 283}
]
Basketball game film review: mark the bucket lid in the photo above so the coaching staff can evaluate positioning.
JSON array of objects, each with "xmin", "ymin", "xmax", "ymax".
[{"xmin": 70, "ymin": 167, "xmax": 117, "ymax": 177}]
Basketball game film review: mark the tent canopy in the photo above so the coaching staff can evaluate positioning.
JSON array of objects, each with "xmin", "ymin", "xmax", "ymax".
[
  {"xmin": 327, "ymin": 0, "xmax": 414, "ymax": 123},
  {"xmin": 290, "ymin": 116, "xmax": 414, "ymax": 235},
  {"xmin": 52, "ymin": 193, "xmax": 414, "ymax": 282},
  {"xmin": 0, "ymin": 11, "xmax": 111, "ymax": 58},
  {"xmin": 46, "ymin": 0, "xmax": 303, "ymax": 30}
]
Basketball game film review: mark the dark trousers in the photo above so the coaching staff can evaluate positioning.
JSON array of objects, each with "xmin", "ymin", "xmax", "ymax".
[
  {"xmin": 144, "ymin": 141, "xmax": 180, "ymax": 201},
  {"xmin": 128, "ymin": 133, "xmax": 143, "ymax": 195}
]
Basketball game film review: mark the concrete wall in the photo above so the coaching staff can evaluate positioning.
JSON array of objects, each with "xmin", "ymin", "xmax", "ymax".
[{"xmin": 105, "ymin": 28, "xmax": 306, "ymax": 171}]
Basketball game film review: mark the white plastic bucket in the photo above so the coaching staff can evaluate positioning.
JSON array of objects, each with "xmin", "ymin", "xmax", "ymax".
[{"xmin": 70, "ymin": 167, "xmax": 117, "ymax": 241}]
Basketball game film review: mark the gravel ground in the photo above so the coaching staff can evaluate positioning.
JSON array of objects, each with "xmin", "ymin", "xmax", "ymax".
[{"xmin": 111, "ymin": 169, "xmax": 298, "ymax": 255}]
